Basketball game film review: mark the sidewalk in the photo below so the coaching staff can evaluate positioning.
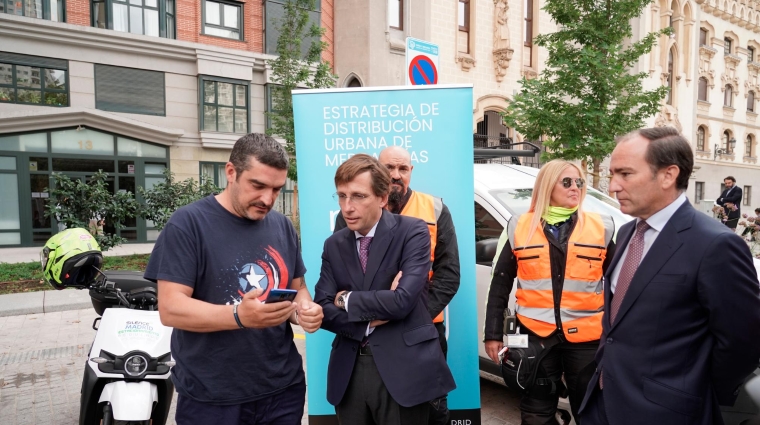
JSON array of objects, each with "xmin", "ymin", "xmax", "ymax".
[
  {"xmin": 0, "ymin": 243, "xmax": 155, "ymax": 264},
  {"xmin": 0, "ymin": 243, "xmax": 155, "ymax": 317}
]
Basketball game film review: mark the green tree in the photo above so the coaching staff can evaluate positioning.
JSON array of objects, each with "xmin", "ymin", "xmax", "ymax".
[
  {"xmin": 138, "ymin": 168, "xmax": 219, "ymax": 231},
  {"xmin": 266, "ymin": 0, "xmax": 336, "ymax": 183},
  {"xmin": 503, "ymin": 0, "xmax": 671, "ymax": 188},
  {"xmin": 45, "ymin": 171, "xmax": 140, "ymax": 251}
]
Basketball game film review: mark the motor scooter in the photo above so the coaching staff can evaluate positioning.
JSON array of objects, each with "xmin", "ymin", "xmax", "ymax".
[{"xmin": 77, "ymin": 270, "xmax": 175, "ymax": 425}]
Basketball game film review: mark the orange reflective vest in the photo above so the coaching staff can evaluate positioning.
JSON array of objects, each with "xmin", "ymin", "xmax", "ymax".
[
  {"xmin": 400, "ymin": 191, "xmax": 444, "ymax": 323},
  {"xmin": 508, "ymin": 212, "xmax": 614, "ymax": 342}
]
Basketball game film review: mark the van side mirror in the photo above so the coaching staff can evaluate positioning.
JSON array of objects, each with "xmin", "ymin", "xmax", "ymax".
[{"xmin": 476, "ymin": 238, "xmax": 499, "ymax": 265}]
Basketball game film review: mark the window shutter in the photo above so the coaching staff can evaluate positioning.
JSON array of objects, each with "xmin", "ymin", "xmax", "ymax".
[
  {"xmin": 0, "ymin": 52, "xmax": 67, "ymax": 69},
  {"xmin": 95, "ymin": 65, "xmax": 165, "ymax": 116}
]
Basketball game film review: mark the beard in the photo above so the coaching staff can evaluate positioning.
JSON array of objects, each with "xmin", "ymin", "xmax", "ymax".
[
  {"xmin": 230, "ymin": 185, "xmax": 271, "ymax": 220},
  {"xmin": 388, "ymin": 186, "xmax": 405, "ymax": 213}
]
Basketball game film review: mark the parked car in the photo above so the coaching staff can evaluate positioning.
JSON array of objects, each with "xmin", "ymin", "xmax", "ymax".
[{"xmin": 471, "ymin": 163, "xmax": 760, "ymax": 424}]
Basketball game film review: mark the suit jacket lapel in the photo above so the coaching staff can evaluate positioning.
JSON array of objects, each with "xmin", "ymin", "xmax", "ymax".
[
  {"xmin": 337, "ymin": 228, "xmax": 364, "ymax": 289},
  {"xmin": 610, "ymin": 202, "xmax": 692, "ymax": 330},
  {"xmin": 362, "ymin": 210, "xmax": 396, "ymax": 290}
]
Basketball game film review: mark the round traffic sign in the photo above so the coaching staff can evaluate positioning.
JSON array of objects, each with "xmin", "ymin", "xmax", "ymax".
[{"xmin": 408, "ymin": 55, "xmax": 438, "ymax": 85}]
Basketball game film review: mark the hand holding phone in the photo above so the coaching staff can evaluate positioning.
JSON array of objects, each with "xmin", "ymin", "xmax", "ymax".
[{"xmin": 264, "ymin": 288, "xmax": 298, "ymax": 304}]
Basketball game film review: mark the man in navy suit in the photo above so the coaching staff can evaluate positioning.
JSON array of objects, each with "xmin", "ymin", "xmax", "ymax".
[
  {"xmin": 314, "ymin": 154, "xmax": 456, "ymax": 425},
  {"xmin": 717, "ymin": 176, "xmax": 743, "ymax": 229},
  {"xmin": 579, "ymin": 127, "xmax": 760, "ymax": 425}
]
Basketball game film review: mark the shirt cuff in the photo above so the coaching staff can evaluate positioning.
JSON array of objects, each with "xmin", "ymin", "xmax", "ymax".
[
  {"xmin": 366, "ymin": 323, "xmax": 375, "ymax": 336},
  {"xmin": 344, "ymin": 292, "xmax": 351, "ymax": 312}
]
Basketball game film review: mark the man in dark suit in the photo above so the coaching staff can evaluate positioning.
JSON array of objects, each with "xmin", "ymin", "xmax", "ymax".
[
  {"xmin": 314, "ymin": 154, "xmax": 456, "ymax": 425},
  {"xmin": 579, "ymin": 127, "xmax": 760, "ymax": 425},
  {"xmin": 717, "ymin": 176, "xmax": 743, "ymax": 229}
]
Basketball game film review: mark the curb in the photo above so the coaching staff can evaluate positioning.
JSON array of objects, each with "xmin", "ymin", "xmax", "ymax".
[{"xmin": 0, "ymin": 289, "xmax": 93, "ymax": 317}]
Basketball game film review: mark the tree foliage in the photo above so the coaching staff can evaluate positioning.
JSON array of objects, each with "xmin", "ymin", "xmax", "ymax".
[
  {"xmin": 266, "ymin": 0, "xmax": 336, "ymax": 181},
  {"xmin": 503, "ymin": 0, "xmax": 671, "ymax": 187},
  {"xmin": 138, "ymin": 168, "xmax": 219, "ymax": 231},
  {"xmin": 45, "ymin": 171, "xmax": 140, "ymax": 251}
]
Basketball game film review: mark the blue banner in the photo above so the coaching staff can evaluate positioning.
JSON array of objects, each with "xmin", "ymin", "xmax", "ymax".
[{"xmin": 293, "ymin": 85, "xmax": 479, "ymax": 423}]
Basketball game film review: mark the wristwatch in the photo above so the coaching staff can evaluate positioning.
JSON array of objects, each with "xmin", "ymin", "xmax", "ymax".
[{"xmin": 336, "ymin": 291, "xmax": 349, "ymax": 310}]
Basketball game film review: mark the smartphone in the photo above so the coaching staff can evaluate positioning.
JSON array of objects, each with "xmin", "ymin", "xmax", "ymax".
[{"xmin": 264, "ymin": 288, "xmax": 298, "ymax": 303}]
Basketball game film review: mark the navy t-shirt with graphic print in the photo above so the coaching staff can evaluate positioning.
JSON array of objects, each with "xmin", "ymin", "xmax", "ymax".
[{"xmin": 144, "ymin": 194, "xmax": 306, "ymax": 405}]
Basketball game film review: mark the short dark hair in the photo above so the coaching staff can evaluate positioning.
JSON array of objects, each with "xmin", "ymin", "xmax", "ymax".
[
  {"xmin": 229, "ymin": 133, "xmax": 289, "ymax": 179},
  {"xmin": 334, "ymin": 154, "xmax": 391, "ymax": 197},
  {"xmin": 725, "ymin": 176, "xmax": 736, "ymax": 183},
  {"xmin": 755, "ymin": 207, "xmax": 760, "ymax": 214},
  {"xmin": 619, "ymin": 127, "xmax": 693, "ymax": 191}
]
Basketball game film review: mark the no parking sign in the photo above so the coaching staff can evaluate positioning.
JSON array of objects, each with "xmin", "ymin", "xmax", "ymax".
[{"xmin": 406, "ymin": 37, "xmax": 439, "ymax": 86}]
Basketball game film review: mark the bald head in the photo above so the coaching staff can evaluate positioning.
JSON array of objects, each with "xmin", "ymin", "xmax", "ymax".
[
  {"xmin": 379, "ymin": 146, "xmax": 412, "ymax": 164},
  {"xmin": 379, "ymin": 146, "xmax": 413, "ymax": 211}
]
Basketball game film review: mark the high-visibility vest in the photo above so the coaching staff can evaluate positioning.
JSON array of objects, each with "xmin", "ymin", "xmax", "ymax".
[
  {"xmin": 400, "ymin": 191, "xmax": 444, "ymax": 323},
  {"xmin": 508, "ymin": 212, "xmax": 614, "ymax": 342}
]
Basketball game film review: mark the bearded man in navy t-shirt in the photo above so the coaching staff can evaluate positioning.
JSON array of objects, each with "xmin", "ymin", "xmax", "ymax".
[{"xmin": 145, "ymin": 133, "xmax": 323, "ymax": 425}]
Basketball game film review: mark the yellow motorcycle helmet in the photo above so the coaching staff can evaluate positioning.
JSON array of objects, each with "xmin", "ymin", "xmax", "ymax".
[{"xmin": 41, "ymin": 228, "xmax": 103, "ymax": 290}]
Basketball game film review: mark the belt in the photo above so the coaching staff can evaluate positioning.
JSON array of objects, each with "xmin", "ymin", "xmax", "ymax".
[{"xmin": 359, "ymin": 344, "xmax": 372, "ymax": 356}]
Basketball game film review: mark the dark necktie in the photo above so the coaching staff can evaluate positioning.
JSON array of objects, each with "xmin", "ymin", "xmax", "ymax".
[
  {"xmin": 359, "ymin": 237, "xmax": 373, "ymax": 273},
  {"xmin": 601, "ymin": 220, "xmax": 650, "ymax": 389},
  {"xmin": 610, "ymin": 220, "xmax": 650, "ymax": 324}
]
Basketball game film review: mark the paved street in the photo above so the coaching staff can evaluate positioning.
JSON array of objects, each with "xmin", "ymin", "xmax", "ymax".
[{"xmin": 0, "ymin": 308, "xmax": 523, "ymax": 425}]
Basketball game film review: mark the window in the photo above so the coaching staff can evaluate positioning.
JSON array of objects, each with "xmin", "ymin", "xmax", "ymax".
[
  {"xmin": 203, "ymin": 0, "xmax": 242, "ymax": 39},
  {"xmin": 0, "ymin": 53, "xmax": 68, "ymax": 107},
  {"xmin": 474, "ymin": 201, "xmax": 503, "ymax": 242},
  {"xmin": 346, "ymin": 77, "xmax": 362, "ymax": 88},
  {"xmin": 725, "ymin": 85, "xmax": 733, "ymax": 107},
  {"xmin": 200, "ymin": 162, "xmax": 228, "ymax": 189},
  {"xmin": 749, "ymin": 91, "xmax": 756, "ymax": 112},
  {"xmin": 95, "ymin": 65, "xmax": 165, "ymax": 115},
  {"xmin": 388, "ymin": 0, "xmax": 402, "ymax": 30},
  {"xmin": 458, "ymin": 0, "xmax": 470, "ymax": 54},
  {"xmin": 747, "ymin": 134, "xmax": 754, "ymax": 157},
  {"xmin": 749, "ymin": 46, "xmax": 756, "ymax": 63},
  {"xmin": 698, "ymin": 77, "xmax": 708, "ymax": 101},
  {"xmin": 201, "ymin": 76, "xmax": 249, "ymax": 133},
  {"xmin": 725, "ymin": 37, "xmax": 733, "ymax": 55},
  {"xmin": 695, "ymin": 181, "xmax": 705, "ymax": 202},
  {"xmin": 723, "ymin": 130, "xmax": 735, "ymax": 154},
  {"xmin": 700, "ymin": 28, "xmax": 708, "ymax": 46},
  {"xmin": 744, "ymin": 185, "xmax": 752, "ymax": 206},
  {"xmin": 524, "ymin": 0, "xmax": 534, "ymax": 67},
  {"xmin": 666, "ymin": 49, "xmax": 674, "ymax": 105},
  {"xmin": 697, "ymin": 126, "xmax": 706, "ymax": 151},
  {"xmin": 264, "ymin": 0, "xmax": 321, "ymax": 55},
  {"xmin": 92, "ymin": 0, "xmax": 175, "ymax": 38},
  {"xmin": 0, "ymin": 0, "xmax": 64, "ymax": 21}
]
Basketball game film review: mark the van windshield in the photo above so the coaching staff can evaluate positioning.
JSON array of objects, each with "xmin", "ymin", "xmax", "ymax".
[{"xmin": 489, "ymin": 188, "xmax": 631, "ymax": 227}]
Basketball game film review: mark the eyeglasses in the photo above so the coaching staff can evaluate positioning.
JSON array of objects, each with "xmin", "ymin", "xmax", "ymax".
[
  {"xmin": 560, "ymin": 177, "xmax": 585, "ymax": 189},
  {"xmin": 333, "ymin": 193, "xmax": 371, "ymax": 204}
]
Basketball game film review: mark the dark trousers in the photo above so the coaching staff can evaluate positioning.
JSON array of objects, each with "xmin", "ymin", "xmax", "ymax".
[
  {"xmin": 520, "ymin": 338, "xmax": 598, "ymax": 425},
  {"xmin": 175, "ymin": 380, "xmax": 306, "ymax": 425},
  {"xmin": 578, "ymin": 388, "xmax": 610, "ymax": 425},
  {"xmin": 336, "ymin": 349, "xmax": 429, "ymax": 425},
  {"xmin": 428, "ymin": 322, "xmax": 449, "ymax": 425}
]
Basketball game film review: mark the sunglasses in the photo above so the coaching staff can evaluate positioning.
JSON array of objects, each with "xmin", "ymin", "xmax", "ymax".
[{"xmin": 561, "ymin": 177, "xmax": 585, "ymax": 189}]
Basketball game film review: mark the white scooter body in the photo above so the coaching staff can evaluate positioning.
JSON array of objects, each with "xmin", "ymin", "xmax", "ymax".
[{"xmin": 88, "ymin": 308, "xmax": 173, "ymax": 421}]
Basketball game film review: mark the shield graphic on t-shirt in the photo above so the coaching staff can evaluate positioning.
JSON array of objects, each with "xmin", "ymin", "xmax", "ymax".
[{"xmin": 238, "ymin": 263, "xmax": 270, "ymax": 293}]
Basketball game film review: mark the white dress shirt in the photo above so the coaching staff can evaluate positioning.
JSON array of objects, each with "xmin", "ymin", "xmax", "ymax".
[{"xmin": 610, "ymin": 193, "xmax": 687, "ymax": 293}]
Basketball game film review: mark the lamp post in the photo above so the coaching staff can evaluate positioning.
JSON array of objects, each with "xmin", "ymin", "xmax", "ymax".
[{"xmin": 714, "ymin": 143, "xmax": 724, "ymax": 160}]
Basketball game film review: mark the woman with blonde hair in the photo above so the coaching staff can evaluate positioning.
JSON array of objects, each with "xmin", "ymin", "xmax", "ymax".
[{"xmin": 483, "ymin": 159, "xmax": 616, "ymax": 425}]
